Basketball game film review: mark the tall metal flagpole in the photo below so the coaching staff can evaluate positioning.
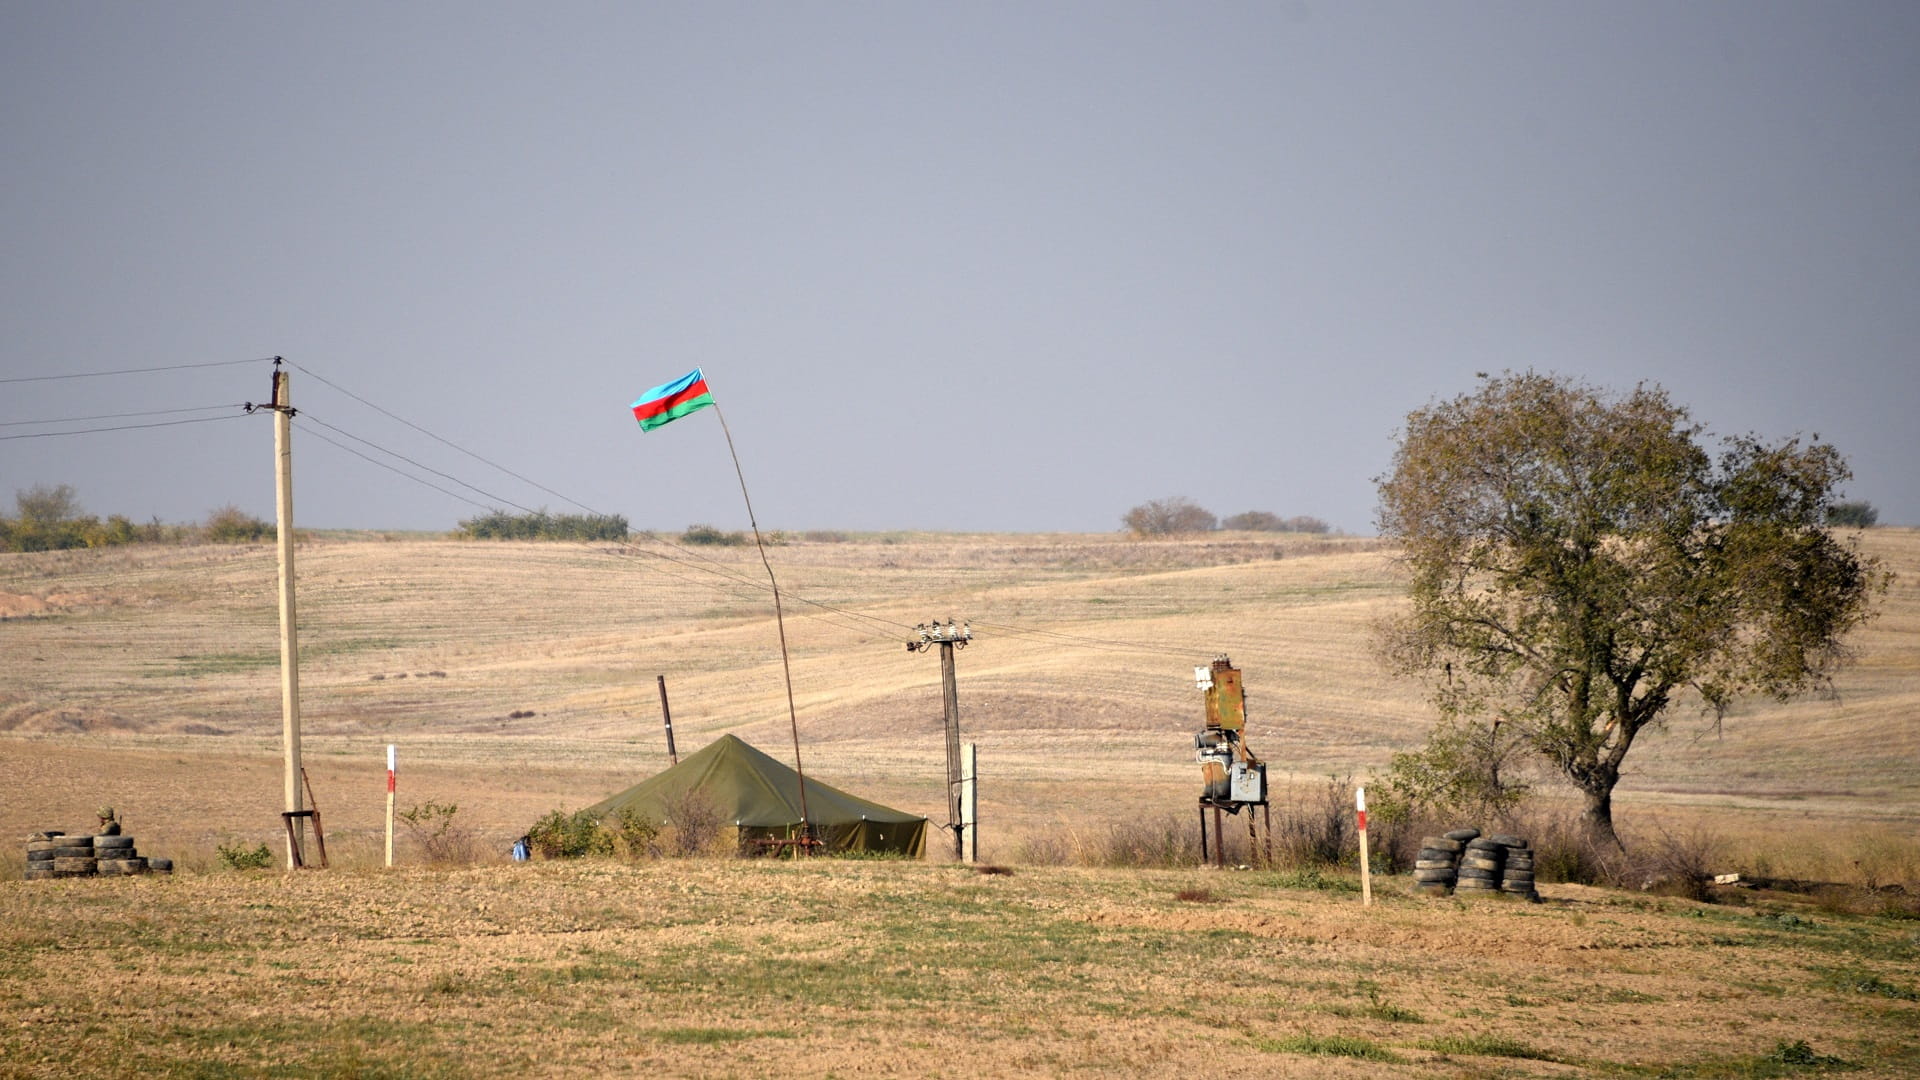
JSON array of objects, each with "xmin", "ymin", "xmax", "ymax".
[{"xmin": 709, "ymin": 402, "xmax": 812, "ymax": 840}]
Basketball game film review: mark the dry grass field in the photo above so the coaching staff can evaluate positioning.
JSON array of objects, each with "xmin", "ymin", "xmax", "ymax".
[{"xmin": 3, "ymin": 528, "xmax": 1917, "ymax": 1076}]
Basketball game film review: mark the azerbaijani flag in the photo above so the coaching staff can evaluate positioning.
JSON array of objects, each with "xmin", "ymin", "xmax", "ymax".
[{"xmin": 631, "ymin": 368, "xmax": 715, "ymax": 431}]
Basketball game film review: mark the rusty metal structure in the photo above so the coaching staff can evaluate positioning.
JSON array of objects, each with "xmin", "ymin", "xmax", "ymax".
[{"xmin": 1194, "ymin": 656, "xmax": 1270, "ymax": 867}]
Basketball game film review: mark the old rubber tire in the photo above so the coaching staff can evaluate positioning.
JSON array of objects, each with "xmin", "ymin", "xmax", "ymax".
[
  {"xmin": 24, "ymin": 866, "xmax": 56, "ymax": 881},
  {"xmin": 1444, "ymin": 828, "xmax": 1481, "ymax": 842},
  {"xmin": 1488, "ymin": 834, "xmax": 1526, "ymax": 848},
  {"xmin": 51, "ymin": 846, "xmax": 96, "ymax": 859},
  {"xmin": 1416, "ymin": 847, "xmax": 1457, "ymax": 862},
  {"xmin": 147, "ymin": 858, "xmax": 173, "ymax": 872},
  {"xmin": 1456, "ymin": 866, "xmax": 1497, "ymax": 881},
  {"xmin": 52, "ymin": 856, "xmax": 97, "ymax": 874},
  {"xmin": 27, "ymin": 838, "xmax": 62, "ymax": 853},
  {"xmin": 1413, "ymin": 871, "xmax": 1455, "ymax": 884},
  {"xmin": 1462, "ymin": 855, "xmax": 1504, "ymax": 873},
  {"xmin": 95, "ymin": 835, "xmax": 134, "ymax": 850},
  {"xmin": 1420, "ymin": 837, "xmax": 1464, "ymax": 853},
  {"xmin": 26, "ymin": 849, "xmax": 55, "ymax": 862},
  {"xmin": 99, "ymin": 858, "xmax": 149, "ymax": 875},
  {"xmin": 1415, "ymin": 858, "xmax": 1456, "ymax": 871}
]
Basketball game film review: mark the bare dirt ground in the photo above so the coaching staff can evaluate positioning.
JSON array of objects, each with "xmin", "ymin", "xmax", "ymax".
[{"xmin": 3, "ymin": 528, "xmax": 1917, "ymax": 1076}]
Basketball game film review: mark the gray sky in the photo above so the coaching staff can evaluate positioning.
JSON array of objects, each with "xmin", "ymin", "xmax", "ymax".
[{"xmin": 5, "ymin": 2, "xmax": 1917, "ymax": 533}]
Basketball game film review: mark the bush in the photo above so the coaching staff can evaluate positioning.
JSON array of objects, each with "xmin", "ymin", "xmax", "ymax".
[
  {"xmin": 1274, "ymin": 774, "xmax": 1356, "ymax": 867},
  {"xmin": 658, "ymin": 789, "xmax": 723, "ymax": 857},
  {"xmin": 217, "ymin": 840, "xmax": 274, "ymax": 870},
  {"xmin": 1828, "ymin": 500, "xmax": 1879, "ymax": 528},
  {"xmin": 398, "ymin": 801, "xmax": 479, "ymax": 864},
  {"xmin": 1122, "ymin": 496, "xmax": 1217, "ymax": 537},
  {"xmin": 457, "ymin": 508, "xmax": 629, "ymax": 541},
  {"xmin": 203, "ymin": 505, "xmax": 273, "ymax": 543},
  {"xmin": 528, "ymin": 809, "xmax": 614, "ymax": 859},
  {"xmin": 680, "ymin": 523, "xmax": 747, "ymax": 546},
  {"xmin": 1221, "ymin": 512, "xmax": 1332, "ymax": 534}
]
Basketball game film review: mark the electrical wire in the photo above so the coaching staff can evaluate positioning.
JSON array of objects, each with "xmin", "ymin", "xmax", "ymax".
[
  {"xmin": 0, "ymin": 404, "xmax": 248, "ymax": 428},
  {"xmin": 288, "ymin": 361, "xmax": 606, "ymax": 517},
  {"xmin": 0, "ymin": 413, "xmax": 251, "ymax": 441},
  {"xmin": 0, "ymin": 356, "xmax": 272, "ymax": 384},
  {"xmin": 297, "ymin": 413, "xmax": 542, "ymax": 516}
]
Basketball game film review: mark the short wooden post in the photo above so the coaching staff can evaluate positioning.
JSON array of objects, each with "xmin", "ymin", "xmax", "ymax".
[{"xmin": 1356, "ymin": 786, "xmax": 1372, "ymax": 907}]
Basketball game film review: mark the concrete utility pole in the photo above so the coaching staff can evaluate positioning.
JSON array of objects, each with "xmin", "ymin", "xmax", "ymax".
[
  {"xmin": 268, "ymin": 359, "xmax": 305, "ymax": 869},
  {"xmin": 908, "ymin": 620, "xmax": 972, "ymax": 861}
]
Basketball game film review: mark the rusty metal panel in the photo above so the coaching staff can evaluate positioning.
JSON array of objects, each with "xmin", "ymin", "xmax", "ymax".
[{"xmin": 1205, "ymin": 660, "xmax": 1244, "ymax": 731}]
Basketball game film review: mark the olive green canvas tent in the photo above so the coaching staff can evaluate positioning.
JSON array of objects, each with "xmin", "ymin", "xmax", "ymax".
[{"xmin": 582, "ymin": 734, "xmax": 927, "ymax": 857}]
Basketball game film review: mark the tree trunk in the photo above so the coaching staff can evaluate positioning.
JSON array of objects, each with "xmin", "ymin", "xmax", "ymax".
[{"xmin": 1579, "ymin": 782, "xmax": 1623, "ymax": 851}]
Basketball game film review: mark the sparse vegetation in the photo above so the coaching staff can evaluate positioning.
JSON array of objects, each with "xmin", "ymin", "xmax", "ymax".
[
  {"xmin": 679, "ymin": 522, "xmax": 747, "ymax": 546},
  {"xmin": 1829, "ymin": 500, "xmax": 1880, "ymax": 528},
  {"xmin": 456, "ymin": 508, "xmax": 629, "ymax": 541},
  {"xmin": 1221, "ymin": 511, "xmax": 1331, "ymax": 533},
  {"xmin": 1122, "ymin": 495, "xmax": 1217, "ymax": 537},
  {"xmin": 398, "ymin": 800, "xmax": 478, "ymax": 864},
  {"xmin": 215, "ymin": 840, "xmax": 273, "ymax": 870}
]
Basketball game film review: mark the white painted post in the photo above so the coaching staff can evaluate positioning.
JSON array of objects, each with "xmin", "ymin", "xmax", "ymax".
[
  {"xmin": 1356, "ymin": 786, "xmax": 1372, "ymax": 907},
  {"xmin": 385, "ymin": 744, "xmax": 396, "ymax": 868},
  {"xmin": 960, "ymin": 742, "xmax": 978, "ymax": 864}
]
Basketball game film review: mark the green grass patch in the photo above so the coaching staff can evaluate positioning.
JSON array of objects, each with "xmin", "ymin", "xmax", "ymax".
[
  {"xmin": 1255, "ymin": 1034, "xmax": 1403, "ymax": 1062},
  {"xmin": 1422, "ymin": 1033, "xmax": 1556, "ymax": 1061},
  {"xmin": 1815, "ymin": 966, "xmax": 1918, "ymax": 1000}
]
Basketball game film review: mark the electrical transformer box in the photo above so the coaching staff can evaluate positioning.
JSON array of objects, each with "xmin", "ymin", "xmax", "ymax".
[{"xmin": 1230, "ymin": 760, "xmax": 1266, "ymax": 804}]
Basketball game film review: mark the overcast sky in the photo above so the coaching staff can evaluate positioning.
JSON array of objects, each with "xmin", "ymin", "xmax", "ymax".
[{"xmin": 5, "ymin": 2, "xmax": 1917, "ymax": 534}]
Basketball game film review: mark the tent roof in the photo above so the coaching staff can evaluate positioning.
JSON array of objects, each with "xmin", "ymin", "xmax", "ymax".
[{"xmin": 582, "ymin": 733, "xmax": 924, "ymax": 829}]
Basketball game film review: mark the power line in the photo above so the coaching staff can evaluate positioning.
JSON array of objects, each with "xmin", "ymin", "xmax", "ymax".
[
  {"xmin": 292, "ymin": 420, "xmax": 498, "ymax": 512},
  {"xmin": 0, "ymin": 413, "xmax": 250, "ymax": 441},
  {"xmin": 297, "ymin": 413, "xmax": 541, "ymax": 516},
  {"xmin": 0, "ymin": 404, "xmax": 247, "ymax": 428},
  {"xmin": 0, "ymin": 356, "xmax": 272, "ymax": 384},
  {"xmin": 288, "ymin": 361, "xmax": 605, "ymax": 517}
]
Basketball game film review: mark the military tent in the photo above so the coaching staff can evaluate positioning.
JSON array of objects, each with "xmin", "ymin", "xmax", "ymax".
[{"xmin": 582, "ymin": 734, "xmax": 927, "ymax": 857}]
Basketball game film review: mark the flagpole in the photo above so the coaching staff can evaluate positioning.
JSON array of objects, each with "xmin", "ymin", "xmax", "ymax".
[{"xmin": 709, "ymin": 401, "xmax": 813, "ymax": 842}]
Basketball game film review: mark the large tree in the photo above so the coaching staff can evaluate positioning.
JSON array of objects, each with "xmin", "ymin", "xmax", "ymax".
[{"xmin": 1376, "ymin": 372, "xmax": 1886, "ymax": 846}]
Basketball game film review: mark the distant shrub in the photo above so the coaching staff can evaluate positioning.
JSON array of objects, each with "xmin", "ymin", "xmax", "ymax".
[
  {"xmin": 681, "ymin": 523, "xmax": 747, "ymax": 546},
  {"xmin": 1222, "ymin": 511, "xmax": 1331, "ymax": 534},
  {"xmin": 801, "ymin": 530, "xmax": 850, "ymax": 543},
  {"xmin": 458, "ymin": 508, "xmax": 629, "ymax": 542},
  {"xmin": 1828, "ymin": 500, "xmax": 1879, "ymax": 528},
  {"xmin": 1122, "ymin": 496, "xmax": 1217, "ymax": 537},
  {"xmin": 203, "ymin": 505, "xmax": 273, "ymax": 543}
]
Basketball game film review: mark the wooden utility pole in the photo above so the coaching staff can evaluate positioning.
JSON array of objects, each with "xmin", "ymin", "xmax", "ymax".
[
  {"xmin": 269, "ymin": 360, "xmax": 305, "ymax": 870},
  {"xmin": 908, "ymin": 620, "xmax": 972, "ymax": 860}
]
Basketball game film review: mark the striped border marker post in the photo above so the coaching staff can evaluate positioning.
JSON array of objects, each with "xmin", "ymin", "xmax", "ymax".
[
  {"xmin": 1357, "ymin": 786, "xmax": 1372, "ymax": 907},
  {"xmin": 385, "ymin": 745, "xmax": 396, "ymax": 868}
]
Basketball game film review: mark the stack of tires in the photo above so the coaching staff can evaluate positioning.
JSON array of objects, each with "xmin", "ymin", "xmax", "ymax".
[
  {"xmin": 22, "ymin": 830, "xmax": 172, "ymax": 880},
  {"xmin": 1411, "ymin": 828, "xmax": 1479, "ymax": 896},
  {"xmin": 1455, "ymin": 834, "xmax": 1506, "ymax": 896},
  {"xmin": 25, "ymin": 832, "xmax": 93, "ymax": 880},
  {"xmin": 1495, "ymin": 835, "xmax": 1538, "ymax": 900}
]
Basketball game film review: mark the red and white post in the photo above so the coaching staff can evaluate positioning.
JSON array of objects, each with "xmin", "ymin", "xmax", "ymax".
[
  {"xmin": 385, "ymin": 744, "xmax": 396, "ymax": 869},
  {"xmin": 1356, "ymin": 786, "xmax": 1372, "ymax": 907}
]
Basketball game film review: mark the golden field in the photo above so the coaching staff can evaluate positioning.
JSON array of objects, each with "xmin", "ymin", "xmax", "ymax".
[{"xmin": 2, "ymin": 528, "xmax": 1917, "ymax": 1077}]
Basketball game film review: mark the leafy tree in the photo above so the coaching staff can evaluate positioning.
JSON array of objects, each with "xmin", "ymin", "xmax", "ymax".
[
  {"xmin": 1376, "ymin": 372, "xmax": 1887, "ymax": 847},
  {"xmin": 1828, "ymin": 500, "xmax": 1879, "ymax": 528},
  {"xmin": 1122, "ymin": 496, "xmax": 1217, "ymax": 537}
]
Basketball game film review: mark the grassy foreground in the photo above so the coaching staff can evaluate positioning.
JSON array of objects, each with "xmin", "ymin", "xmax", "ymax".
[{"xmin": 3, "ymin": 859, "xmax": 1916, "ymax": 1078}]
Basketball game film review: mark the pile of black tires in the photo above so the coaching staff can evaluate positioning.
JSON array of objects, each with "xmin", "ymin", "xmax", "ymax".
[
  {"xmin": 23, "ymin": 831, "xmax": 173, "ymax": 880},
  {"xmin": 1411, "ymin": 828, "xmax": 1538, "ymax": 901}
]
